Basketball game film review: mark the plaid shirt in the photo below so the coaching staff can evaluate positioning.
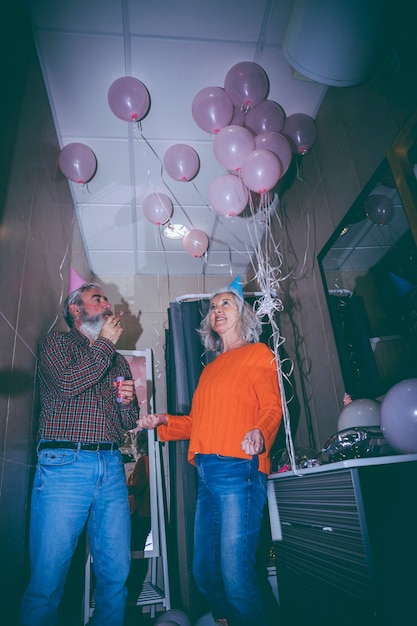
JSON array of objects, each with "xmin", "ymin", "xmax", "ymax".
[{"xmin": 37, "ymin": 327, "xmax": 139, "ymax": 444}]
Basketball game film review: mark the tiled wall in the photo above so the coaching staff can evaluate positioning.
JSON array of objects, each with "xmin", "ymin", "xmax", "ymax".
[{"xmin": 0, "ymin": 13, "xmax": 91, "ymax": 621}]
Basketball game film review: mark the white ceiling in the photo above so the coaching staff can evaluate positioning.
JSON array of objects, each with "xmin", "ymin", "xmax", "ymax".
[{"xmin": 28, "ymin": 0, "xmax": 327, "ymax": 278}]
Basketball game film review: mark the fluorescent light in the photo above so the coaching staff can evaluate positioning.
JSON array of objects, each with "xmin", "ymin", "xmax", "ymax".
[{"xmin": 162, "ymin": 223, "xmax": 189, "ymax": 239}]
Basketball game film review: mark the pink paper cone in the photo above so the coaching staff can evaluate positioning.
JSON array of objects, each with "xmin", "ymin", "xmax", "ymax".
[{"xmin": 69, "ymin": 267, "xmax": 88, "ymax": 294}]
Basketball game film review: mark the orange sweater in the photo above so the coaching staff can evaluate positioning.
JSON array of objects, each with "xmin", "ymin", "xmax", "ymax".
[{"xmin": 158, "ymin": 342, "xmax": 282, "ymax": 474}]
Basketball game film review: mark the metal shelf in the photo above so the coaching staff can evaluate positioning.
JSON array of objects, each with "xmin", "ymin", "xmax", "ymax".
[{"xmin": 128, "ymin": 582, "xmax": 166, "ymax": 607}]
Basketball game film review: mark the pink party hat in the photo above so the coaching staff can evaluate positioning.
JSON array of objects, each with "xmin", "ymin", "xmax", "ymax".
[{"xmin": 69, "ymin": 267, "xmax": 88, "ymax": 294}]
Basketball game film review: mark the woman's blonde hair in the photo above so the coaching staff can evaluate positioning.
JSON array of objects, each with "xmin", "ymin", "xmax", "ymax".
[{"xmin": 198, "ymin": 289, "xmax": 262, "ymax": 352}]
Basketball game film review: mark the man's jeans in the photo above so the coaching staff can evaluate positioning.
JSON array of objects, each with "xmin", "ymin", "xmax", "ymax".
[
  {"xmin": 193, "ymin": 454, "xmax": 268, "ymax": 626},
  {"xmin": 19, "ymin": 446, "xmax": 131, "ymax": 626}
]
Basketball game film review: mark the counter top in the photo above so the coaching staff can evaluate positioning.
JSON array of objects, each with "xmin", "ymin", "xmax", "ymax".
[{"xmin": 268, "ymin": 452, "xmax": 417, "ymax": 479}]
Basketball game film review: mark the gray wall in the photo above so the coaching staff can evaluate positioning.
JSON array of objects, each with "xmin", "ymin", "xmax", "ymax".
[{"xmin": 0, "ymin": 4, "xmax": 91, "ymax": 622}]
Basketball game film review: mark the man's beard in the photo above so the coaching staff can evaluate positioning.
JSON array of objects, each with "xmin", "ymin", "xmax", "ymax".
[{"xmin": 79, "ymin": 308, "xmax": 112, "ymax": 341}]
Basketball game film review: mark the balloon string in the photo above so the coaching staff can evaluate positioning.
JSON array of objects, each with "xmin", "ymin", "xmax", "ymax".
[
  {"xmin": 0, "ymin": 200, "xmax": 76, "ymax": 361},
  {"xmin": 0, "ymin": 310, "xmax": 37, "ymax": 358},
  {"xmin": 47, "ymin": 211, "xmax": 76, "ymax": 333},
  {"xmin": 269, "ymin": 316, "xmax": 299, "ymax": 476},
  {"xmin": 288, "ymin": 165, "xmax": 317, "ymax": 282},
  {"xmin": 155, "ymin": 225, "xmax": 172, "ymax": 297},
  {"xmin": 133, "ymin": 123, "xmax": 281, "ymax": 279},
  {"xmin": 134, "ymin": 124, "xmax": 196, "ymax": 228},
  {"xmin": 192, "ymin": 180, "xmax": 212, "ymax": 211},
  {"xmin": 295, "ymin": 154, "xmax": 305, "ymax": 181},
  {"xmin": 201, "ymin": 190, "xmax": 276, "ymax": 273},
  {"xmin": 135, "ymin": 122, "xmax": 262, "ymax": 277},
  {"xmin": 190, "ymin": 181, "xmax": 252, "ymax": 273},
  {"xmin": 241, "ymin": 193, "xmax": 299, "ymax": 473}
]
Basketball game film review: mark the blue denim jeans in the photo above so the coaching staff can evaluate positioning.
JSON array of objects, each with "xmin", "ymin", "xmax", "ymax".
[
  {"xmin": 193, "ymin": 454, "xmax": 268, "ymax": 626},
  {"xmin": 19, "ymin": 446, "xmax": 131, "ymax": 626}
]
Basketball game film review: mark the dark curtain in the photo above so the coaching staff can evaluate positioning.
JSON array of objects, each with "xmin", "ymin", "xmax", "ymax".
[
  {"xmin": 164, "ymin": 297, "xmax": 286, "ymax": 621},
  {"xmin": 328, "ymin": 295, "xmax": 382, "ymax": 397},
  {"xmin": 165, "ymin": 298, "xmax": 212, "ymax": 617}
]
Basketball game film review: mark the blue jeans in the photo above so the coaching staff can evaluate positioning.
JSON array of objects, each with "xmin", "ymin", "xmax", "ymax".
[
  {"xmin": 193, "ymin": 454, "xmax": 267, "ymax": 626},
  {"xmin": 19, "ymin": 446, "xmax": 131, "ymax": 626}
]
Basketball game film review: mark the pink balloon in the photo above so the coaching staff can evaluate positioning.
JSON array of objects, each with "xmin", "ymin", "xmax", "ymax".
[
  {"xmin": 108, "ymin": 76, "xmax": 150, "ymax": 122},
  {"xmin": 208, "ymin": 174, "xmax": 249, "ymax": 217},
  {"xmin": 163, "ymin": 144, "xmax": 200, "ymax": 181},
  {"xmin": 283, "ymin": 113, "xmax": 317, "ymax": 155},
  {"xmin": 224, "ymin": 62, "xmax": 269, "ymax": 111},
  {"xmin": 183, "ymin": 229, "xmax": 209, "ymax": 257},
  {"xmin": 244, "ymin": 100, "xmax": 285, "ymax": 135},
  {"xmin": 213, "ymin": 125, "xmax": 255, "ymax": 171},
  {"xmin": 255, "ymin": 132, "xmax": 292, "ymax": 175},
  {"xmin": 58, "ymin": 143, "xmax": 97, "ymax": 184},
  {"xmin": 192, "ymin": 87, "xmax": 234, "ymax": 134},
  {"xmin": 241, "ymin": 149, "xmax": 282, "ymax": 194},
  {"xmin": 143, "ymin": 192, "xmax": 173, "ymax": 225}
]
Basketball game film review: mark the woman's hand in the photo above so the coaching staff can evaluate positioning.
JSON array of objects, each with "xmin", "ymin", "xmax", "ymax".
[
  {"xmin": 241, "ymin": 428, "xmax": 264, "ymax": 455},
  {"xmin": 136, "ymin": 413, "xmax": 168, "ymax": 430}
]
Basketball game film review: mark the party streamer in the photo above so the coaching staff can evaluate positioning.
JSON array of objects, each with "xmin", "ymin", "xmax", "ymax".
[{"xmin": 246, "ymin": 192, "xmax": 299, "ymax": 475}]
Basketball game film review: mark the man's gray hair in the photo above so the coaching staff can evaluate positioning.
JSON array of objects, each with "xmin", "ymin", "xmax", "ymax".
[{"xmin": 62, "ymin": 282, "xmax": 102, "ymax": 328}]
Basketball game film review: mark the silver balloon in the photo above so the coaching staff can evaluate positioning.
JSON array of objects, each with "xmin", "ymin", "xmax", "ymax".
[
  {"xmin": 155, "ymin": 609, "xmax": 192, "ymax": 626},
  {"xmin": 319, "ymin": 426, "xmax": 394, "ymax": 463}
]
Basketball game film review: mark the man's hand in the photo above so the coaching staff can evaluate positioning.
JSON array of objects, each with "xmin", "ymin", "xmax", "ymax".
[
  {"xmin": 100, "ymin": 314, "xmax": 124, "ymax": 344},
  {"xmin": 114, "ymin": 378, "xmax": 136, "ymax": 405}
]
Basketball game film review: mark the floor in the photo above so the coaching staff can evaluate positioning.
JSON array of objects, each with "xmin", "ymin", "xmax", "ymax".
[
  {"xmin": 56, "ymin": 545, "xmax": 281, "ymax": 626},
  {"xmin": 123, "ymin": 606, "xmax": 164, "ymax": 626}
]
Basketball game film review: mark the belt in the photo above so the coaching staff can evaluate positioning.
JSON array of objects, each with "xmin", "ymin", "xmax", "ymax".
[{"xmin": 38, "ymin": 441, "xmax": 119, "ymax": 451}]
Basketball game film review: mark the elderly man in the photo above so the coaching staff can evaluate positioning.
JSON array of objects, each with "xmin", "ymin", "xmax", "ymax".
[{"xmin": 19, "ymin": 283, "xmax": 139, "ymax": 626}]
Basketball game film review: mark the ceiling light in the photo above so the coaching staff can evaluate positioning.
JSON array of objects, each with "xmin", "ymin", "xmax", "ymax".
[{"xmin": 162, "ymin": 223, "xmax": 189, "ymax": 239}]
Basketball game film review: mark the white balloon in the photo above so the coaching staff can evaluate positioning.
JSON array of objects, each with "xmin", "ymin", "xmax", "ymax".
[{"xmin": 337, "ymin": 398, "xmax": 381, "ymax": 431}]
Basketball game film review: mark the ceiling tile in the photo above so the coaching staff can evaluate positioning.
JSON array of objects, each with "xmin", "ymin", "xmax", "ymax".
[{"xmin": 29, "ymin": 0, "xmax": 327, "ymax": 277}]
